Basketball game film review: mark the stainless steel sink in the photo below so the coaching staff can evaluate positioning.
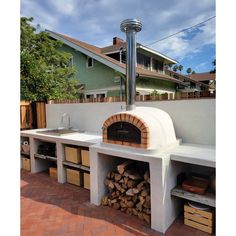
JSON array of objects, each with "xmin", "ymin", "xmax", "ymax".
[{"xmin": 37, "ymin": 128, "xmax": 81, "ymax": 136}]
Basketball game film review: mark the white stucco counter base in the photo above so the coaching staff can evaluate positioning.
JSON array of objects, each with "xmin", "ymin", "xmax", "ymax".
[
  {"xmin": 89, "ymin": 143, "xmax": 182, "ymax": 233},
  {"xmin": 89, "ymin": 142, "xmax": 216, "ymax": 233}
]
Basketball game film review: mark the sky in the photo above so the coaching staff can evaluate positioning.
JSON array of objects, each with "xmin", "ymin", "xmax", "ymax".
[{"xmin": 21, "ymin": 0, "xmax": 215, "ymax": 73}]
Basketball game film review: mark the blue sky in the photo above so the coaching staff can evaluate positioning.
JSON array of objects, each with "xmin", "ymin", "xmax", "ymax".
[{"xmin": 21, "ymin": 0, "xmax": 215, "ymax": 73}]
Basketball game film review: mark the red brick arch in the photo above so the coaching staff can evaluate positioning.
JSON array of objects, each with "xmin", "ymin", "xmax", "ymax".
[{"xmin": 102, "ymin": 113, "xmax": 150, "ymax": 148}]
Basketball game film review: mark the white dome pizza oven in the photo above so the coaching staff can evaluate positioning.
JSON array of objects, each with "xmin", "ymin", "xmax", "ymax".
[{"xmin": 102, "ymin": 107, "xmax": 178, "ymax": 150}]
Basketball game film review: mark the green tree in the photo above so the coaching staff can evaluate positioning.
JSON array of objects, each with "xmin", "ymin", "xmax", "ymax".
[
  {"xmin": 186, "ymin": 67, "xmax": 192, "ymax": 74},
  {"xmin": 173, "ymin": 65, "xmax": 178, "ymax": 72},
  {"xmin": 21, "ymin": 17, "xmax": 80, "ymax": 101},
  {"xmin": 210, "ymin": 59, "xmax": 216, "ymax": 74},
  {"xmin": 178, "ymin": 64, "xmax": 183, "ymax": 73},
  {"xmin": 192, "ymin": 70, "xmax": 196, "ymax": 74}
]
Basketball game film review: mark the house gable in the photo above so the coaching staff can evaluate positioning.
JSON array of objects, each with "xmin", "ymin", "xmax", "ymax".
[
  {"xmin": 47, "ymin": 30, "xmax": 126, "ymax": 75},
  {"xmin": 60, "ymin": 44, "xmax": 122, "ymax": 91}
]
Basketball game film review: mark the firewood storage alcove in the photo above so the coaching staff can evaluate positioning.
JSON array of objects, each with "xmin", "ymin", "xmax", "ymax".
[
  {"xmin": 89, "ymin": 146, "xmax": 177, "ymax": 233},
  {"xmin": 100, "ymin": 157, "xmax": 151, "ymax": 224}
]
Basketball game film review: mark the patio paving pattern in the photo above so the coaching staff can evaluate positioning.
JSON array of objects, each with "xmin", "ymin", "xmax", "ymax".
[{"xmin": 21, "ymin": 170, "xmax": 213, "ymax": 236}]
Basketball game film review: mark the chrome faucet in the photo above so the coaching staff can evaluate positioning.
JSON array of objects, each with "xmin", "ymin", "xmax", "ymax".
[{"xmin": 60, "ymin": 113, "xmax": 70, "ymax": 129}]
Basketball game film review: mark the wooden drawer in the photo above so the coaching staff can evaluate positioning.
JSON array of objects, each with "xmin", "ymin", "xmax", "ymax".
[
  {"xmin": 65, "ymin": 146, "xmax": 81, "ymax": 164},
  {"xmin": 81, "ymin": 150, "xmax": 90, "ymax": 167},
  {"xmin": 66, "ymin": 168, "xmax": 81, "ymax": 186},
  {"xmin": 184, "ymin": 204, "xmax": 214, "ymax": 234},
  {"xmin": 22, "ymin": 157, "xmax": 30, "ymax": 171},
  {"xmin": 49, "ymin": 167, "xmax": 57, "ymax": 179},
  {"xmin": 83, "ymin": 172, "xmax": 90, "ymax": 190}
]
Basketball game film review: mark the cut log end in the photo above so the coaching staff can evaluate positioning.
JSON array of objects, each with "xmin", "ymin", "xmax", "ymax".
[{"xmin": 117, "ymin": 160, "xmax": 134, "ymax": 174}]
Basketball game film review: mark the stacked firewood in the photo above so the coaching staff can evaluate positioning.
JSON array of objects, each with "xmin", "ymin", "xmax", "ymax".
[{"xmin": 101, "ymin": 160, "xmax": 151, "ymax": 224}]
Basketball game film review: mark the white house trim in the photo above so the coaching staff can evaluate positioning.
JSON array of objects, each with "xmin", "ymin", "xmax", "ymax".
[
  {"xmin": 84, "ymin": 86, "xmax": 121, "ymax": 94},
  {"xmin": 85, "ymin": 90, "xmax": 108, "ymax": 98},
  {"xmin": 136, "ymin": 86, "xmax": 175, "ymax": 95},
  {"xmin": 139, "ymin": 45, "xmax": 177, "ymax": 64},
  {"xmin": 103, "ymin": 46, "xmax": 177, "ymax": 65},
  {"xmin": 103, "ymin": 50, "xmax": 121, "ymax": 55}
]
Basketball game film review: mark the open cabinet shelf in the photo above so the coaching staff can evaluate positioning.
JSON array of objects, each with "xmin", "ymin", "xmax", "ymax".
[
  {"xmin": 34, "ymin": 153, "xmax": 57, "ymax": 162},
  {"xmin": 63, "ymin": 161, "xmax": 90, "ymax": 172},
  {"xmin": 171, "ymin": 186, "xmax": 215, "ymax": 207}
]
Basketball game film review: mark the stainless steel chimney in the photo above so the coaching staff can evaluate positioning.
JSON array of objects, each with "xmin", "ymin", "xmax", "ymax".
[{"xmin": 120, "ymin": 19, "xmax": 142, "ymax": 111}]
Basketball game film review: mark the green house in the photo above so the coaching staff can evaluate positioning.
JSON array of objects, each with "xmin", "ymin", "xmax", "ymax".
[{"xmin": 47, "ymin": 30, "xmax": 186, "ymax": 98}]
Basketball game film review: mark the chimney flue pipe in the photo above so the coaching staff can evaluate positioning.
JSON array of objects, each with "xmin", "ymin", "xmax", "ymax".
[{"xmin": 120, "ymin": 19, "xmax": 142, "ymax": 111}]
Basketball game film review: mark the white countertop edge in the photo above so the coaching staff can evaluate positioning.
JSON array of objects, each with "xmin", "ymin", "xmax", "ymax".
[
  {"xmin": 20, "ymin": 129, "xmax": 102, "ymax": 147},
  {"xmin": 170, "ymin": 143, "xmax": 215, "ymax": 168},
  {"xmin": 170, "ymin": 154, "xmax": 215, "ymax": 168}
]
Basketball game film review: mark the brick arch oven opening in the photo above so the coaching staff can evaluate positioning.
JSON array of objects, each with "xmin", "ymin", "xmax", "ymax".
[{"xmin": 102, "ymin": 113, "xmax": 150, "ymax": 148}]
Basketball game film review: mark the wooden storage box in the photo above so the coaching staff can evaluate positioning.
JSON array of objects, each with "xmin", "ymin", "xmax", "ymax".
[
  {"xmin": 49, "ymin": 167, "xmax": 57, "ymax": 179},
  {"xmin": 184, "ymin": 204, "xmax": 214, "ymax": 234},
  {"xmin": 83, "ymin": 172, "xmax": 90, "ymax": 190},
  {"xmin": 66, "ymin": 168, "xmax": 81, "ymax": 186},
  {"xmin": 81, "ymin": 150, "xmax": 90, "ymax": 167},
  {"xmin": 22, "ymin": 157, "xmax": 30, "ymax": 171},
  {"xmin": 65, "ymin": 146, "xmax": 81, "ymax": 164}
]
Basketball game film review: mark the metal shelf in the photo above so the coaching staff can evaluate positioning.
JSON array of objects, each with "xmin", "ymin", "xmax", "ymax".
[
  {"xmin": 34, "ymin": 153, "xmax": 57, "ymax": 162},
  {"xmin": 63, "ymin": 161, "xmax": 90, "ymax": 172},
  {"xmin": 171, "ymin": 186, "xmax": 215, "ymax": 207}
]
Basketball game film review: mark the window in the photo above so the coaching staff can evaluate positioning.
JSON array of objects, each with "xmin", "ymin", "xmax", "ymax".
[
  {"xmin": 96, "ymin": 93, "xmax": 106, "ymax": 98},
  {"xmin": 85, "ymin": 92, "xmax": 107, "ymax": 99},
  {"xmin": 69, "ymin": 56, "xmax": 74, "ymax": 66},
  {"xmin": 87, "ymin": 57, "xmax": 93, "ymax": 68},
  {"xmin": 137, "ymin": 53, "xmax": 151, "ymax": 70},
  {"xmin": 152, "ymin": 58, "xmax": 163, "ymax": 73},
  {"xmin": 86, "ymin": 94, "xmax": 94, "ymax": 99}
]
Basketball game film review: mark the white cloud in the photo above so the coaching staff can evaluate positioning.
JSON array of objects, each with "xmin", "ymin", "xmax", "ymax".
[
  {"xmin": 194, "ymin": 62, "xmax": 208, "ymax": 71},
  {"xmin": 21, "ymin": 0, "xmax": 215, "ymax": 62},
  {"xmin": 49, "ymin": 0, "xmax": 77, "ymax": 15},
  {"xmin": 150, "ymin": 18, "xmax": 215, "ymax": 60},
  {"xmin": 21, "ymin": 0, "xmax": 59, "ymax": 29}
]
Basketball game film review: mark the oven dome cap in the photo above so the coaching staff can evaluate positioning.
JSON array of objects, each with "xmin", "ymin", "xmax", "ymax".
[{"xmin": 122, "ymin": 107, "xmax": 177, "ymax": 149}]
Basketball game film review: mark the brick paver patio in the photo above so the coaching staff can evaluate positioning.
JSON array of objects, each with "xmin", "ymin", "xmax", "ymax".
[{"xmin": 21, "ymin": 170, "xmax": 212, "ymax": 236}]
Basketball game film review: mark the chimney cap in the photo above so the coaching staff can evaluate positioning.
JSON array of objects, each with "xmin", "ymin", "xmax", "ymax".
[{"xmin": 120, "ymin": 19, "xmax": 142, "ymax": 33}]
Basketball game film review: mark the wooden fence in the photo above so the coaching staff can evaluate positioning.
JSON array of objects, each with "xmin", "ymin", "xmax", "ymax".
[
  {"xmin": 20, "ymin": 101, "xmax": 33, "ymax": 130},
  {"xmin": 48, "ymin": 91, "xmax": 215, "ymax": 104},
  {"xmin": 20, "ymin": 101, "xmax": 46, "ymax": 130},
  {"xmin": 36, "ymin": 102, "xmax": 46, "ymax": 128}
]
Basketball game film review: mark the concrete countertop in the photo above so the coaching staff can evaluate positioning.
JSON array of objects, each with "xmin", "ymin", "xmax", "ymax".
[
  {"xmin": 20, "ymin": 128, "xmax": 102, "ymax": 147},
  {"xmin": 21, "ymin": 129, "xmax": 215, "ymax": 167},
  {"xmin": 170, "ymin": 143, "xmax": 215, "ymax": 168}
]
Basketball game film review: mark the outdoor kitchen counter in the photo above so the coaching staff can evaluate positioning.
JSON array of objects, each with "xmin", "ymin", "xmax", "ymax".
[
  {"xmin": 170, "ymin": 143, "xmax": 215, "ymax": 168},
  {"xmin": 20, "ymin": 128, "xmax": 102, "ymax": 147},
  {"xmin": 21, "ymin": 129, "xmax": 102, "ymax": 176}
]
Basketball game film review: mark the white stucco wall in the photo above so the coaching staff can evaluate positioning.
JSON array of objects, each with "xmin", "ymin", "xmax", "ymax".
[{"xmin": 46, "ymin": 99, "xmax": 215, "ymax": 145}]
